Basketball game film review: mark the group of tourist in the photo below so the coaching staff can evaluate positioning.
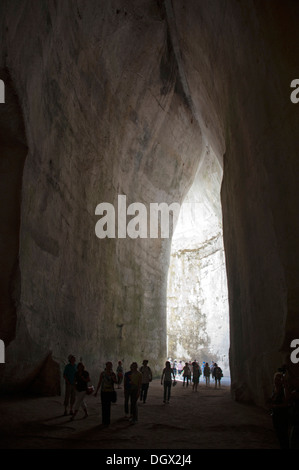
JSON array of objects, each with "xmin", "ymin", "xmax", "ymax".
[
  {"xmin": 63, "ymin": 356, "xmax": 153, "ymax": 426},
  {"xmin": 63, "ymin": 354, "xmax": 299, "ymax": 448},
  {"xmin": 63, "ymin": 355, "xmax": 90, "ymax": 421},
  {"xmin": 62, "ymin": 355, "xmax": 224, "ymax": 427},
  {"xmin": 169, "ymin": 358, "xmax": 223, "ymax": 389}
]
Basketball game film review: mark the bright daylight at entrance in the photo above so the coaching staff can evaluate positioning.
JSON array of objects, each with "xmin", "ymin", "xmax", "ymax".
[{"xmin": 167, "ymin": 146, "xmax": 230, "ymax": 379}]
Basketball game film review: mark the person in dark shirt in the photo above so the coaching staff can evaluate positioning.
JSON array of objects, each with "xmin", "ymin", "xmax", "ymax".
[
  {"xmin": 213, "ymin": 363, "xmax": 223, "ymax": 389},
  {"xmin": 63, "ymin": 354, "xmax": 77, "ymax": 416},
  {"xmin": 161, "ymin": 361, "xmax": 175, "ymax": 403},
  {"xmin": 182, "ymin": 363, "xmax": 191, "ymax": 387},
  {"xmin": 139, "ymin": 360, "xmax": 153, "ymax": 404},
  {"xmin": 94, "ymin": 361, "xmax": 118, "ymax": 426},
  {"xmin": 124, "ymin": 362, "xmax": 142, "ymax": 424},
  {"xmin": 71, "ymin": 362, "xmax": 90, "ymax": 420}
]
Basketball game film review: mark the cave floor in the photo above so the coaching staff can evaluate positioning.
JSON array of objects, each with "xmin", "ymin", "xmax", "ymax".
[{"xmin": 0, "ymin": 379, "xmax": 278, "ymax": 450}]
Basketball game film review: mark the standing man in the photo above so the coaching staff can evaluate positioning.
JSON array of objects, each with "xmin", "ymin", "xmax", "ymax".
[
  {"xmin": 182, "ymin": 362, "xmax": 191, "ymax": 387},
  {"xmin": 139, "ymin": 360, "xmax": 153, "ymax": 404},
  {"xmin": 94, "ymin": 361, "xmax": 118, "ymax": 426},
  {"xmin": 63, "ymin": 354, "xmax": 77, "ymax": 416},
  {"xmin": 71, "ymin": 362, "xmax": 90, "ymax": 420},
  {"xmin": 203, "ymin": 362, "xmax": 211, "ymax": 386},
  {"xmin": 124, "ymin": 362, "xmax": 142, "ymax": 424},
  {"xmin": 213, "ymin": 363, "xmax": 223, "ymax": 389},
  {"xmin": 192, "ymin": 361, "xmax": 200, "ymax": 392},
  {"xmin": 161, "ymin": 361, "xmax": 175, "ymax": 404}
]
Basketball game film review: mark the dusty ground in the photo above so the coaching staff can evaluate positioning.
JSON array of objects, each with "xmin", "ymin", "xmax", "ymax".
[{"xmin": 0, "ymin": 379, "xmax": 278, "ymax": 450}]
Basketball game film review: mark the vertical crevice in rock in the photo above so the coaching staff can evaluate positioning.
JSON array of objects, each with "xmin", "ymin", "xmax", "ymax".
[{"xmin": 163, "ymin": 0, "xmax": 208, "ymax": 148}]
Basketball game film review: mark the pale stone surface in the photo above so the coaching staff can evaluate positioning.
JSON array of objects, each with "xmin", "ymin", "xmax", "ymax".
[
  {"xmin": 0, "ymin": 1, "xmax": 298, "ymax": 409},
  {"xmin": 167, "ymin": 147, "xmax": 230, "ymax": 375},
  {"xmin": 0, "ymin": 0, "xmax": 203, "ymax": 391}
]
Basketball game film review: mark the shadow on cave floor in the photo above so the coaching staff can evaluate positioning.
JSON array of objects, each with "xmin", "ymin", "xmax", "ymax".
[{"xmin": 0, "ymin": 379, "xmax": 278, "ymax": 449}]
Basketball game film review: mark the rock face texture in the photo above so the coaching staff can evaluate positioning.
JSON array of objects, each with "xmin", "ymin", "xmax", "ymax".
[
  {"xmin": 0, "ymin": 1, "xmax": 298, "ymax": 406},
  {"xmin": 167, "ymin": 147, "xmax": 230, "ymax": 375}
]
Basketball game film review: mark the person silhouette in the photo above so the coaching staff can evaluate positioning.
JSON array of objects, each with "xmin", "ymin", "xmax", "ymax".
[
  {"xmin": 63, "ymin": 354, "xmax": 77, "ymax": 416},
  {"xmin": 203, "ymin": 362, "xmax": 211, "ymax": 386},
  {"xmin": 192, "ymin": 361, "xmax": 200, "ymax": 392},
  {"xmin": 94, "ymin": 361, "xmax": 117, "ymax": 426},
  {"xmin": 213, "ymin": 363, "xmax": 223, "ymax": 389},
  {"xmin": 139, "ymin": 360, "xmax": 153, "ymax": 404},
  {"xmin": 161, "ymin": 361, "xmax": 175, "ymax": 403},
  {"xmin": 124, "ymin": 362, "xmax": 142, "ymax": 424},
  {"xmin": 182, "ymin": 362, "xmax": 191, "ymax": 387},
  {"xmin": 71, "ymin": 362, "xmax": 90, "ymax": 420}
]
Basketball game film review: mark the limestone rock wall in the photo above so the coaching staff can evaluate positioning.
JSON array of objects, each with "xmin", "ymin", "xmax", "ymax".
[
  {"xmin": 170, "ymin": 0, "xmax": 299, "ymax": 404},
  {"xmin": 167, "ymin": 148, "xmax": 230, "ymax": 375},
  {"xmin": 0, "ymin": 1, "xmax": 298, "ymax": 406},
  {"xmin": 0, "ymin": 0, "xmax": 203, "ymax": 391}
]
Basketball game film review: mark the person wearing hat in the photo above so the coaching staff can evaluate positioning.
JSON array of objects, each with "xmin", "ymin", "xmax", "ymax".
[
  {"xmin": 139, "ymin": 360, "xmax": 153, "ymax": 404},
  {"xmin": 63, "ymin": 354, "xmax": 77, "ymax": 416}
]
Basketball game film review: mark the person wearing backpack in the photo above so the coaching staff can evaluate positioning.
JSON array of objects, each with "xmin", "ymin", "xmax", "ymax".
[
  {"xmin": 192, "ymin": 361, "xmax": 200, "ymax": 392},
  {"xmin": 124, "ymin": 362, "xmax": 142, "ymax": 424},
  {"xmin": 139, "ymin": 359, "xmax": 153, "ymax": 404},
  {"xmin": 203, "ymin": 362, "xmax": 211, "ymax": 386},
  {"xmin": 161, "ymin": 361, "xmax": 175, "ymax": 404},
  {"xmin": 213, "ymin": 363, "xmax": 223, "ymax": 389},
  {"xmin": 182, "ymin": 362, "xmax": 191, "ymax": 387}
]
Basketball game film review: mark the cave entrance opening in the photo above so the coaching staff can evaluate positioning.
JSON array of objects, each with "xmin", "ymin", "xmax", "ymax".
[{"xmin": 166, "ymin": 146, "xmax": 230, "ymax": 381}]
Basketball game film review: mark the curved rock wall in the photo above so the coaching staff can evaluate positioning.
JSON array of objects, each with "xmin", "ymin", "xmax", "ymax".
[
  {"xmin": 0, "ymin": 0, "xmax": 203, "ymax": 391},
  {"xmin": 0, "ymin": 1, "xmax": 298, "ymax": 405}
]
